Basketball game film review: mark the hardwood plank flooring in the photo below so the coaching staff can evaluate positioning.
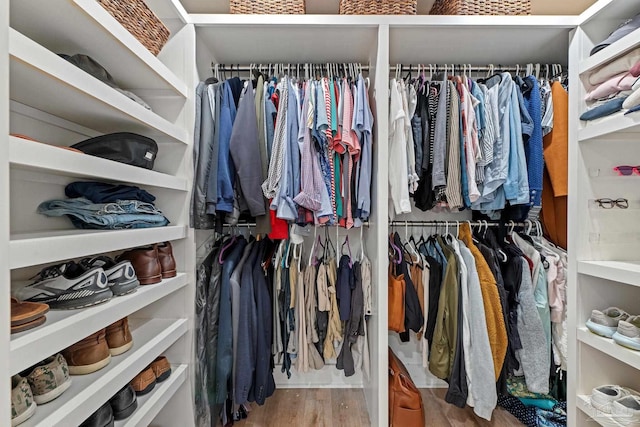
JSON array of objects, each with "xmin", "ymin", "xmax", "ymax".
[{"xmin": 233, "ymin": 388, "xmax": 524, "ymax": 426}]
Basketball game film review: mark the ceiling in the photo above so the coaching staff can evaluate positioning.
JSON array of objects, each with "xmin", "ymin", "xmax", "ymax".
[{"xmin": 180, "ymin": 0, "xmax": 598, "ymax": 15}]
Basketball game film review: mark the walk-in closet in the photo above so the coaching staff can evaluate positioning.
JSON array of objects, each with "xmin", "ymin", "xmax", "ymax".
[{"xmin": 4, "ymin": 0, "xmax": 640, "ymax": 426}]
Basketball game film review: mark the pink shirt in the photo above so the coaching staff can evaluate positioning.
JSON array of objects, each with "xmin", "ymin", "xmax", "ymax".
[{"xmin": 585, "ymin": 71, "xmax": 639, "ymax": 101}]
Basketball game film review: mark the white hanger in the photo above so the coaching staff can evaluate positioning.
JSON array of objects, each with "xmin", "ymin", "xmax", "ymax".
[
  {"xmin": 456, "ymin": 221, "xmax": 460, "ymax": 239},
  {"xmin": 308, "ymin": 226, "xmax": 318, "ymax": 266}
]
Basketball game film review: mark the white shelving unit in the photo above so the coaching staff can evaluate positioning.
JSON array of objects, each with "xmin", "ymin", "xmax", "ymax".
[
  {"xmin": 1, "ymin": 1, "xmax": 634, "ymax": 426},
  {"xmin": 569, "ymin": 1, "xmax": 640, "ymax": 426},
  {"xmin": 3, "ymin": 0, "xmax": 195, "ymax": 425}
]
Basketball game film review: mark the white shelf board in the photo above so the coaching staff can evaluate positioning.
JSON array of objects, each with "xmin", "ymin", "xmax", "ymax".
[
  {"xmin": 578, "ymin": 327, "xmax": 640, "ymax": 371},
  {"xmin": 578, "ymin": 260, "xmax": 640, "ymax": 287},
  {"xmin": 577, "ymin": 394, "xmax": 624, "ymax": 427},
  {"xmin": 9, "ymin": 29, "xmax": 188, "ymax": 144},
  {"xmin": 9, "ymin": 136, "xmax": 188, "ymax": 192},
  {"xmin": 18, "ymin": 318, "xmax": 187, "ymax": 427},
  {"xmin": 115, "ymin": 364, "xmax": 187, "ymax": 427},
  {"xmin": 10, "ymin": 0, "xmax": 188, "ymax": 97},
  {"xmin": 579, "ymin": 111, "xmax": 640, "ymax": 141},
  {"xmin": 580, "ymin": 27, "xmax": 640, "ymax": 76},
  {"xmin": 9, "ymin": 226, "xmax": 187, "ymax": 270},
  {"xmin": 580, "ymin": 0, "xmax": 640, "ymax": 27},
  {"xmin": 10, "ymin": 273, "xmax": 188, "ymax": 375}
]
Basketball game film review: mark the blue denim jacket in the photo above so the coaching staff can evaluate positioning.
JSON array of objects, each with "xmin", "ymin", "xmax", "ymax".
[{"xmin": 38, "ymin": 198, "xmax": 169, "ymax": 229}]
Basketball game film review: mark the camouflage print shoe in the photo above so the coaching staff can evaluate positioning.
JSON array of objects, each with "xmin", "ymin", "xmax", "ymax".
[
  {"xmin": 22, "ymin": 353, "xmax": 72, "ymax": 404},
  {"xmin": 11, "ymin": 375, "xmax": 36, "ymax": 426}
]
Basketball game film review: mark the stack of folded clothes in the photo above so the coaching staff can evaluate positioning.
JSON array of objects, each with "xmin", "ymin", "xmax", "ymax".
[
  {"xmin": 37, "ymin": 181, "xmax": 169, "ymax": 230},
  {"xmin": 581, "ymin": 14, "xmax": 640, "ymax": 121}
]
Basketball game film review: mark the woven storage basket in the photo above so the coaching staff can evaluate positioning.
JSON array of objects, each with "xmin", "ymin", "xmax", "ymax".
[
  {"xmin": 97, "ymin": 0, "xmax": 170, "ymax": 56},
  {"xmin": 430, "ymin": 0, "xmax": 530, "ymax": 15},
  {"xmin": 230, "ymin": 0, "xmax": 305, "ymax": 14},
  {"xmin": 339, "ymin": 0, "xmax": 416, "ymax": 15}
]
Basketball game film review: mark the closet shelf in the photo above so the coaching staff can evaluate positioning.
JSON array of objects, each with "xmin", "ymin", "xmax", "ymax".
[
  {"xmin": 577, "ymin": 327, "xmax": 640, "ymax": 371},
  {"xmin": 10, "ymin": 274, "xmax": 188, "ymax": 376},
  {"xmin": 577, "ymin": 260, "xmax": 640, "ymax": 287},
  {"xmin": 9, "ymin": 29, "xmax": 188, "ymax": 145},
  {"xmin": 114, "ymin": 364, "xmax": 188, "ymax": 427},
  {"xmin": 18, "ymin": 318, "xmax": 188, "ymax": 427},
  {"xmin": 10, "ymin": 0, "xmax": 188, "ymax": 98},
  {"xmin": 576, "ymin": 394, "xmax": 623, "ymax": 427},
  {"xmin": 9, "ymin": 136, "xmax": 188, "ymax": 192},
  {"xmin": 578, "ymin": 111, "xmax": 640, "ymax": 141},
  {"xmin": 9, "ymin": 226, "xmax": 187, "ymax": 270},
  {"xmin": 579, "ymin": 27, "xmax": 640, "ymax": 76}
]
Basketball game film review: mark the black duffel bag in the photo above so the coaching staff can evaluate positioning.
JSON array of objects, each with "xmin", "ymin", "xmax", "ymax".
[{"xmin": 71, "ymin": 132, "xmax": 158, "ymax": 170}]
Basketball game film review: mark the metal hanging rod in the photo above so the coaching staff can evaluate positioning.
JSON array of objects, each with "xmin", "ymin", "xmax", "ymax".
[
  {"xmin": 389, "ymin": 220, "xmax": 526, "ymax": 228},
  {"xmin": 223, "ymin": 222, "xmax": 370, "ymax": 228},
  {"xmin": 210, "ymin": 63, "xmax": 370, "ymax": 74}
]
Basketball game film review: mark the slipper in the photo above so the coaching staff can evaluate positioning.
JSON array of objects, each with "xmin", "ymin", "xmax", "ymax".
[
  {"xmin": 11, "ymin": 316, "xmax": 46, "ymax": 334},
  {"xmin": 11, "ymin": 298, "xmax": 49, "ymax": 326}
]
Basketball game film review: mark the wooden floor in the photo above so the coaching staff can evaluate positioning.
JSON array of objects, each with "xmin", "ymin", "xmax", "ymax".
[{"xmin": 234, "ymin": 388, "xmax": 524, "ymax": 426}]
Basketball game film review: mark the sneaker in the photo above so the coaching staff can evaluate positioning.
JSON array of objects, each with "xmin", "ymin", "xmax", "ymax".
[
  {"xmin": 612, "ymin": 395, "xmax": 640, "ymax": 426},
  {"xmin": 13, "ymin": 262, "xmax": 112, "ymax": 310},
  {"xmin": 591, "ymin": 385, "xmax": 639, "ymax": 414},
  {"xmin": 586, "ymin": 307, "xmax": 629, "ymax": 338},
  {"xmin": 22, "ymin": 353, "xmax": 72, "ymax": 404},
  {"xmin": 80, "ymin": 256, "xmax": 139, "ymax": 296},
  {"xmin": 11, "ymin": 375, "xmax": 36, "ymax": 426},
  {"xmin": 614, "ymin": 316, "xmax": 640, "ymax": 350}
]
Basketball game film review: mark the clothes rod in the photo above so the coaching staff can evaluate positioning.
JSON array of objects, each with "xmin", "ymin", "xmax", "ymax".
[
  {"xmin": 223, "ymin": 222, "xmax": 370, "ymax": 228},
  {"xmin": 389, "ymin": 220, "xmax": 525, "ymax": 227},
  {"xmin": 210, "ymin": 64, "xmax": 370, "ymax": 72}
]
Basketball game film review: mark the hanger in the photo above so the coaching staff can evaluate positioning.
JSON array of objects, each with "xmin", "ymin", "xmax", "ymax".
[{"xmin": 341, "ymin": 235, "xmax": 353, "ymax": 267}]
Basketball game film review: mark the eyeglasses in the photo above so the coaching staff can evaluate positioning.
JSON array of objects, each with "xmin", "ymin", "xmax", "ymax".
[
  {"xmin": 595, "ymin": 198, "xmax": 629, "ymax": 209},
  {"xmin": 614, "ymin": 166, "xmax": 640, "ymax": 176}
]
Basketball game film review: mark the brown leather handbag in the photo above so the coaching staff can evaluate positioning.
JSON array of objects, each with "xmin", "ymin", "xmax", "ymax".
[
  {"xmin": 389, "ymin": 347, "xmax": 425, "ymax": 427},
  {"xmin": 388, "ymin": 266, "xmax": 406, "ymax": 333}
]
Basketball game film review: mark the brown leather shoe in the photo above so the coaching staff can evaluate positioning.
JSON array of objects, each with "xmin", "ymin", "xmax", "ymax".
[
  {"xmin": 62, "ymin": 329, "xmax": 111, "ymax": 375},
  {"xmin": 150, "ymin": 356, "xmax": 172, "ymax": 383},
  {"xmin": 130, "ymin": 366, "xmax": 156, "ymax": 395},
  {"xmin": 156, "ymin": 242, "xmax": 177, "ymax": 279},
  {"xmin": 105, "ymin": 318, "xmax": 133, "ymax": 356},
  {"xmin": 118, "ymin": 246, "xmax": 162, "ymax": 285}
]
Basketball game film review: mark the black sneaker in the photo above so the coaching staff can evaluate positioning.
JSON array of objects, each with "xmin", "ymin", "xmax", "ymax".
[
  {"xmin": 80, "ymin": 256, "xmax": 139, "ymax": 296},
  {"xmin": 14, "ymin": 262, "xmax": 112, "ymax": 309}
]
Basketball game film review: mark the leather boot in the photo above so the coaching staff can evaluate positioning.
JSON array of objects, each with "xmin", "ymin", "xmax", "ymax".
[
  {"xmin": 118, "ymin": 246, "xmax": 162, "ymax": 285},
  {"xmin": 156, "ymin": 242, "xmax": 177, "ymax": 279},
  {"xmin": 105, "ymin": 318, "xmax": 133, "ymax": 356},
  {"xmin": 62, "ymin": 329, "xmax": 111, "ymax": 375}
]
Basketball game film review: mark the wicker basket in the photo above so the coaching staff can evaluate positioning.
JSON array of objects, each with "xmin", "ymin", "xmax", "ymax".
[
  {"xmin": 339, "ymin": 0, "xmax": 416, "ymax": 15},
  {"xmin": 430, "ymin": 0, "xmax": 531, "ymax": 15},
  {"xmin": 97, "ymin": 0, "xmax": 170, "ymax": 56},
  {"xmin": 230, "ymin": 0, "xmax": 305, "ymax": 14}
]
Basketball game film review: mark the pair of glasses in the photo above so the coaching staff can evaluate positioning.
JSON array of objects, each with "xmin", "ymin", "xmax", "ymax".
[
  {"xmin": 614, "ymin": 166, "xmax": 640, "ymax": 176},
  {"xmin": 595, "ymin": 198, "xmax": 629, "ymax": 209}
]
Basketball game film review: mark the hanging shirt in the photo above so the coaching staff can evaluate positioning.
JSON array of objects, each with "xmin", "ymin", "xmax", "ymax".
[{"xmin": 389, "ymin": 79, "xmax": 412, "ymax": 216}]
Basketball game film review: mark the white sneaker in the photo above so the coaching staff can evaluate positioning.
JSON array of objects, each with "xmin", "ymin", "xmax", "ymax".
[
  {"xmin": 591, "ymin": 385, "xmax": 639, "ymax": 414},
  {"xmin": 612, "ymin": 395, "xmax": 640, "ymax": 426},
  {"xmin": 614, "ymin": 316, "xmax": 640, "ymax": 351},
  {"xmin": 586, "ymin": 307, "xmax": 629, "ymax": 338}
]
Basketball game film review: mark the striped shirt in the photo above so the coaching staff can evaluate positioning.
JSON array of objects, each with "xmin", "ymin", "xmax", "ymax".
[{"xmin": 445, "ymin": 81, "xmax": 463, "ymax": 209}]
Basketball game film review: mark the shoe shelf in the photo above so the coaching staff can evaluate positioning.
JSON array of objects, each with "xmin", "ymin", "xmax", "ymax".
[
  {"xmin": 576, "ymin": 394, "xmax": 624, "ymax": 427},
  {"xmin": 9, "ymin": 136, "xmax": 189, "ymax": 192},
  {"xmin": 115, "ymin": 364, "xmax": 188, "ymax": 427},
  {"xmin": 9, "ymin": 29, "xmax": 188, "ymax": 145},
  {"xmin": 10, "ymin": 273, "xmax": 188, "ymax": 376},
  {"xmin": 578, "ymin": 327, "xmax": 640, "ymax": 371},
  {"xmin": 10, "ymin": 0, "xmax": 188, "ymax": 98},
  {"xmin": 577, "ymin": 260, "xmax": 640, "ymax": 287},
  {"xmin": 9, "ymin": 226, "xmax": 187, "ymax": 270},
  {"xmin": 19, "ymin": 317, "xmax": 188, "ymax": 427}
]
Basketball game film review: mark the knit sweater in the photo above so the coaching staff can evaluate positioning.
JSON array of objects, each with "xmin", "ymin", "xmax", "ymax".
[
  {"xmin": 522, "ymin": 76, "xmax": 544, "ymax": 207},
  {"xmin": 459, "ymin": 223, "xmax": 508, "ymax": 380}
]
